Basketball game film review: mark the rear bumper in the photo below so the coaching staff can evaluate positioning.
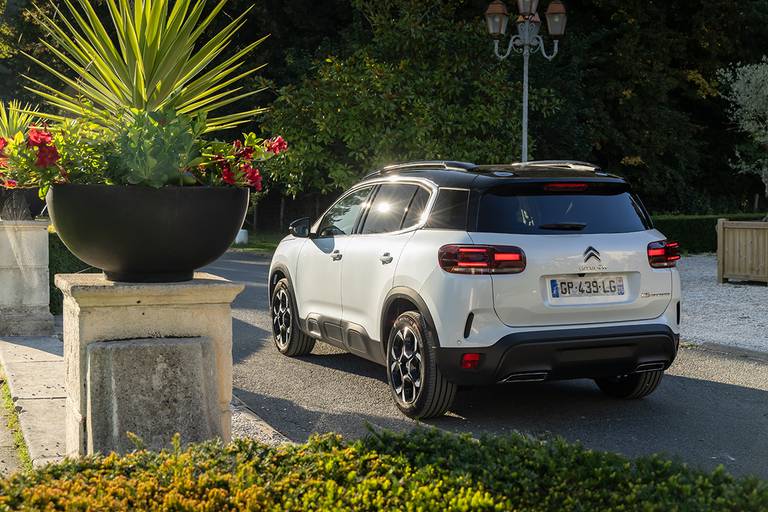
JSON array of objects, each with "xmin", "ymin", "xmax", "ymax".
[{"xmin": 435, "ymin": 324, "xmax": 679, "ymax": 385}]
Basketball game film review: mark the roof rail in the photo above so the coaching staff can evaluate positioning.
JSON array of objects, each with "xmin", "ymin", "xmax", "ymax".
[
  {"xmin": 509, "ymin": 160, "xmax": 602, "ymax": 172},
  {"xmin": 377, "ymin": 160, "xmax": 477, "ymax": 174}
]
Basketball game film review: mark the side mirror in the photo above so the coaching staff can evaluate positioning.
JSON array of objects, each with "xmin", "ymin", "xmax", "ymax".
[{"xmin": 289, "ymin": 217, "xmax": 311, "ymax": 238}]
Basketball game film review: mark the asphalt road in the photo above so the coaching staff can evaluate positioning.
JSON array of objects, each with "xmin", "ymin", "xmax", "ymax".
[{"xmin": 206, "ymin": 252, "xmax": 768, "ymax": 479}]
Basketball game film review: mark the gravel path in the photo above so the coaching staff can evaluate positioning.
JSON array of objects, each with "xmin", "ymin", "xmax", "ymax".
[{"xmin": 680, "ymin": 254, "xmax": 768, "ymax": 352}]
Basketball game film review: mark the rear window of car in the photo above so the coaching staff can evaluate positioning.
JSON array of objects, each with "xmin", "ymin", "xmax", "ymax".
[
  {"xmin": 477, "ymin": 184, "xmax": 652, "ymax": 235},
  {"xmin": 425, "ymin": 188, "xmax": 469, "ymax": 230}
]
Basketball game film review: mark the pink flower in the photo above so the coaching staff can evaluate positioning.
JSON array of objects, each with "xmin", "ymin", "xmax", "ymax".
[
  {"xmin": 4, "ymin": 179, "xmax": 17, "ymax": 189},
  {"xmin": 266, "ymin": 136, "xmax": 288, "ymax": 155},
  {"xmin": 0, "ymin": 137, "xmax": 7, "ymax": 153},
  {"xmin": 36, "ymin": 144, "xmax": 60, "ymax": 168}
]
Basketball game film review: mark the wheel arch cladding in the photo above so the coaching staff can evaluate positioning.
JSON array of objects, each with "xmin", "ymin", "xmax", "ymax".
[
  {"xmin": 381, "ymin": 287, "xmax": 439, "ymax": 348},
  {"xmin": 269, "ymin": 264, "xmax": 289, "ymax": 298}
]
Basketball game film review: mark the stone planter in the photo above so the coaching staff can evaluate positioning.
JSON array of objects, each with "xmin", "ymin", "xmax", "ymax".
[
  {"xmin": 46, "ymin": 184, "xmax": 249, "ymax": 283},
  {"xmin": 0, "ymin": 220, "xmax": 54, "ymax": 335}
]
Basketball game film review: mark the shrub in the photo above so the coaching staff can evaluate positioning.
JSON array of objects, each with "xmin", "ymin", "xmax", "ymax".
[
  {"xmin": 652, "ymin": 213, "xmax": 765, "ymax": 253},
  {"xmin": 48, "ymin": 231, "xmax": 90, "ymax": 315},
  {"xmin": 0, "ymin": 429, "xmax": 766, "ymax": 511}
]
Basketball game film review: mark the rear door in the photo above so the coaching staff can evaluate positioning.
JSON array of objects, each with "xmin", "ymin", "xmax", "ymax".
[
  {"xmin": 341, "ymin": 183, "xmax": 432, "ymax": 351},
  {"xmin": 470, "ymin": 181, "xmax": 673, "ymax": 327}
]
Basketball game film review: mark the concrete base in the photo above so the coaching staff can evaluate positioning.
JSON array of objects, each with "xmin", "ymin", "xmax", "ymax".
[
  {"xmin": 55, "ymin": 273, "xmax": 244, "ymax": 456},
  {"xmin": 0, "ymin": 221, "xmax": 53, "ymax": 336},
  {"xmin": 87, "ymin": 337, "xmax": 218, "ymax": 453}
]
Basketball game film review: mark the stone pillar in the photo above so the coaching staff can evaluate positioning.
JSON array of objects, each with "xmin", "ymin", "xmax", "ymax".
[
  {"xmin": 0, "ymin": 220, "xmax": 54, "ymax": 335},
  {"xmin": 55, "ymin": 273, "xmax": 244, "ymax": 456}
]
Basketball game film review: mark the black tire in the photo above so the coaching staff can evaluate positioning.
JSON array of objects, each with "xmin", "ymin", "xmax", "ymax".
[
  {"xmin": 271, "ymin": 279, "xmax": 315, "ymax": 356},
  {"xmin": 595, "ymin": 370, "xmax": 664, "ymax": 399},
  {"xmin": 386, "ymin": 311, "xmax": 456, "ymax": 419}
]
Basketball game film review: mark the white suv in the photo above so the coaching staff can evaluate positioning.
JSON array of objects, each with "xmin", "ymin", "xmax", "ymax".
[{"xmin": 269, "ymin": 161, "xmax": 681, "ymax": 419}]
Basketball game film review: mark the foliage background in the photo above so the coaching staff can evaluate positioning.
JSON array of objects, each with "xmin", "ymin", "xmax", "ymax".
[{"xmin": 2, "ymin": 0, "xmax": 768, "ymax": 213}]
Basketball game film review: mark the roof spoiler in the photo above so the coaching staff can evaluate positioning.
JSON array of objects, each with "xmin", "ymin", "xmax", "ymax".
[{"xmin": 509, "ymin": 160, "xmax": 603, "ymax": 172}]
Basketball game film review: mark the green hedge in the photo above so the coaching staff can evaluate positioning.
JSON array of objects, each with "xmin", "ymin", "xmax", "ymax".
[
  {"xmin": 0, "ymin": 429, "xmax": 766, "ymax": 510},
  {"xmin": 652, "ymin": 213, "xmax": 764, "ymax": 254},
  {"xmin": 48, "ymin": 231, "xmax": 91, "ymax": 315}
]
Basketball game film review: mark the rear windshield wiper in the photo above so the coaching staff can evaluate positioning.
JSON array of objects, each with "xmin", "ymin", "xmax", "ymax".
[{"xmin": 538, "ymin": 223, "xmax": 587, "ymax": 231}]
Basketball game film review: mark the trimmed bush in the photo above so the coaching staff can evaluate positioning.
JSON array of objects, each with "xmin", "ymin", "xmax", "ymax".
[
  {"xmin": 48, "ymin": 231, "xmax": 91, "ymax": 315},
  {"xmin": 652, "ymin": 213, "xmax": 764, "ymax": 254},
  {"xmin": 0, "ymin": 429, "xmax": 766, "ymax": 510}
]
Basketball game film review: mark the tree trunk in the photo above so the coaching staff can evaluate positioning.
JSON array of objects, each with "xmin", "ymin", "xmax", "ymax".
[
  {"xmin": 252, "ymin": 200, "xmax": 258, "ymax": 232},
  {"xmin": 279, "ymin": 196, "xmax": 285, "ymax": 232}
]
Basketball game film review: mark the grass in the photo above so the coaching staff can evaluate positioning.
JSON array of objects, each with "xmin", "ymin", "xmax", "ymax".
[
  {"xmin": 229, "ymin": 230, "xmax": 284, "ymax": 254},
  {"xmin": 0, "ymin": 375, "xmax": 32, "ymax": 472}
]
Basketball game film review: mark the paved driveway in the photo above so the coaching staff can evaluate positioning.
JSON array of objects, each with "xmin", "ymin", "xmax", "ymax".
[{"xmin": 205, "ymin": 252, "xmax": 768, "ymax": 479}]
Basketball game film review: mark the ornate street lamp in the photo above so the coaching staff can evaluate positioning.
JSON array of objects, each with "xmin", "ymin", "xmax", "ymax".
[
  {"xmin": 484, "ymin": 0, "xmax": 567, "ymax": 162},
  {"xmin": 484, "ymin": 0, "xmax": 509, "ymax": 38}
]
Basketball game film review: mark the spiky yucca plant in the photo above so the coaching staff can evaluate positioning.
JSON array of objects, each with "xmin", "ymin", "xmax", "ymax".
[
  {"xmin": 0, "ymin": 101, "xmax": 39, "ymax": 139},
  {"xmin": 24, "ymin": 0, "xmax": 267, "ymax": 133}
]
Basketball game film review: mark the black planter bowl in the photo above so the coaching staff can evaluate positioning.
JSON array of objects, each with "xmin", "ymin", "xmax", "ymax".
[{"xmin": 46, "ymin": 184, "xmax": 249, "ymax": 283}]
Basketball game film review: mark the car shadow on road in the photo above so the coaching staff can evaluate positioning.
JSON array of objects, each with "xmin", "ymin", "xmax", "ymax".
[
  {"xmin": 233, "ymin": 387, "xmax": 418, "ymax": 442},
  {"xmin": 232, "ymin": 317, "xmax": 271, "ymax": 364},
  {"xmin": 297, "ymin": 351, "xmax": 389, "ymax": 383},
  {"xmin": 235, "ymin": 368, "xmax": 768, "ymax": 478}
]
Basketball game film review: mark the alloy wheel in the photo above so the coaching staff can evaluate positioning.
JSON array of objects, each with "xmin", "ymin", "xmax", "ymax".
[
  {"xmin": 272, "ymin": 288, "xmax": 292, "ymax": 349},
  {"xmin": 389, "ymin": 326, "xmax": 424, "ymax": 404}
]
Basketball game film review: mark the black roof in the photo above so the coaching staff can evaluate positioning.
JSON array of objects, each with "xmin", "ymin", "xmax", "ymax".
[{"xmin": 362, "ymin": 160, "xmax": 626, "ymax": 189}]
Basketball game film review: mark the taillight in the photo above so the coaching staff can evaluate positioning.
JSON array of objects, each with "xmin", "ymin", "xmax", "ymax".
[
  {"xmin": 647, "ymin": 240, "xmax": 681, "ymax": 268},
  {"xmin": 543, "ymin": 182, "xmax": 589, "ymax": 192},
  {"xmin": 438, "ymin": 245, "xmax": 526, "ymax": 274}
]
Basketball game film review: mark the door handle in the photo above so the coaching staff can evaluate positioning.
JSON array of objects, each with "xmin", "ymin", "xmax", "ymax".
[
  {"xmin": 331, "ymin": 250, "xmax": 343, "ymax": 261},
  {"xmin": 380, "ymin": 252, "xmax": 393, "ymax": 264}
]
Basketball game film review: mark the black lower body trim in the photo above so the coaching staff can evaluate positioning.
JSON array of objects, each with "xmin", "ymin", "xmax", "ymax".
[{"xmin": 436, "ymin": 324, "xmax": 679, "ymax": 386}]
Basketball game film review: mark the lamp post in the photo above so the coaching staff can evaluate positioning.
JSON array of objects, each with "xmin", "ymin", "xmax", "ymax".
[{"xmin": 485, "ymin": 0, "xmax": 567, "ymax": 162}]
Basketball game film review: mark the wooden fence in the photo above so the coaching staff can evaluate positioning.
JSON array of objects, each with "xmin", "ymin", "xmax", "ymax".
[{"xmin": 716, "ymin": 219, "xmax": 768, "ymax": 284}]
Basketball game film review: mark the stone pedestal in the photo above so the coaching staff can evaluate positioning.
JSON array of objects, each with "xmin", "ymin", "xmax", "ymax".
[
  {"xmin": 0, "ymin": 221, "xmax": 54, "ymax": 335},
  {"xmin": 55, "ymin": 273, "xmax": 244, "ymax": 456}
]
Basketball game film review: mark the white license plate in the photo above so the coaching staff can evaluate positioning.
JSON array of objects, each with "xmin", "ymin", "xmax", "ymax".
[{"xmin": 549, "ymin": 276, "xmax": 625, "ymax": 298}]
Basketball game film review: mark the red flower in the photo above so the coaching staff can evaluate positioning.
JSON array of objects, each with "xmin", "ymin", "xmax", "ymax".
[
  {"xmin": 27, "ymin": 125, "xmax": 53, "ymax": 148},
  {"xmin": 4, "ymin": 179, "xmax": 17, "ymax": 189},
  {"xmin": 36, "ymin": 144, "xmax": 60, "ymax": 168},
  {"xmin": 0, "ymin": 137, "xmax": 7, "ymax": 153},
  {"xmin": 242, "ymin": 164, "xmax": 263, "ymax": 191},
  {"xmin": 241, "ymin": 146, "xmax": 254, "ymax": 160},
  {"xmin": 221, "ymin": 165, "xmax": 236, "ymax": 185},
  {"xmin": 266, "ymin": 136, "xmax": 288, "ymax": 155}
]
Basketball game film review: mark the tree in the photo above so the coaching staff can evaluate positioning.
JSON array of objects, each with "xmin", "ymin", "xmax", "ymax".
[
  {"xmin": 263, "ymin": 0, "xmax": 562, "ymax": 196},
  {"xmin": 719, "ymin": 57, "xmax": 768, "ymax": 217}
]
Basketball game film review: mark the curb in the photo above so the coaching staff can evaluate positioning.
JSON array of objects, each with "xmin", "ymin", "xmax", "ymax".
[
  {"xmin": 0, "ymin": 336, "xmax": 65, "ymax": 468},
  {"xmin": 231, "ymin": 394, "xmax": 291, "ymax": 445},
  {"xmin": 682, "ymin": 340, "xmax": 768, "ymax": 363}
]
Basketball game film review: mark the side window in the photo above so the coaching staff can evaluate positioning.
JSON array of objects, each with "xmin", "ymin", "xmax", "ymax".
[
  {"xmin": 425, "ymin": 188, "xmax": 469, "ymax": 230},
  {"xmin": 401, "ymin": 186, "xmax": 431, "ymax": 230},
  {"xmin": 316, "ymin": 186, "xmax": 373, "ymax": 237},
  {"xmin": 361, "ymin": 184, "xmax": 418, "ymax": 234}
]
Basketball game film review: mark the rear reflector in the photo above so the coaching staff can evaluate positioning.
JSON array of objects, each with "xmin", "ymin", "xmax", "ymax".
[
  {"xmin": 648, "ymin": 240, "xmax": 681, "ymax": 268},
  {"xmin": 460, "ymin": 353, "xmax": 481, "ymax": 369},
  {"xmin": 439, "ymin": 245, "xmax": 526, "ymax": 274}
]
